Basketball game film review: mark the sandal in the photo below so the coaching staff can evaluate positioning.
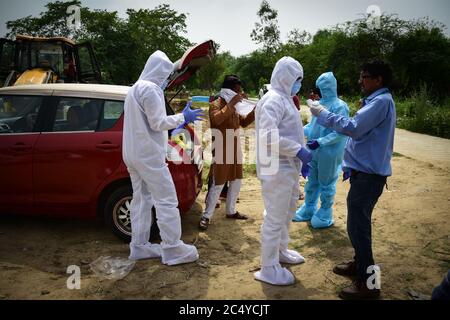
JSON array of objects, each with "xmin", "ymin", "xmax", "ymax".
[
  {"xmin": 226, "ymin": 212, "xmax": 248, "ymax": 220},
  {"xmin": 199, "ymin": 217, "xmax": 210, "ymax": 230}
]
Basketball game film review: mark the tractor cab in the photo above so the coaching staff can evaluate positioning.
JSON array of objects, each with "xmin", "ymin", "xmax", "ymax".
[{"xmin": 0, "ymin": 35, "xmax": 102, "ymax": 87}]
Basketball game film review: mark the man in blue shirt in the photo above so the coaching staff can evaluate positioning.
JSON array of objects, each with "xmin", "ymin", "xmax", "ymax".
[{"xmin": 306, "ymin": 60, "xmax": 396, "ymax": 299}]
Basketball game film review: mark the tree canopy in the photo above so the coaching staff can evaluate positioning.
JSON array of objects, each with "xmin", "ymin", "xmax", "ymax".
[
  {"xmin": 4, "ymin": 0, "xmax": 450, "ymax": 98},
  {"xmin": 5, "ymin": 1, "xmax": 191, "ymax": 84}
]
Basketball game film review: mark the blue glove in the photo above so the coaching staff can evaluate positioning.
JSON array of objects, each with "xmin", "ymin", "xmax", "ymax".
[
  {"xmin": 182, "ymin": 100, "xmax": 205, "ymax": 124},
  {"xmin": 343, "ymin": 169, "xmax": 351, "ymax": 181},
  {"xmin": 170, "ymin": 123, "xmax": 186, "ymax": 138},
  {"xmin": 296, "ymin": 147, "xmax": 312, "ymax": 164},
  {"xmin": 307, "ymin": 140, "xmax": 320, "ymax": 150},
  {"xmin": 301, "ymin": 164, "xmax": 311, "ymax": 179}
]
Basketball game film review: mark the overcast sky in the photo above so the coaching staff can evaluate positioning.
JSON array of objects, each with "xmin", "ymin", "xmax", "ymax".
[{"xmin": 1, "ymin": 0, "xmax": 449, "ymax": 56}]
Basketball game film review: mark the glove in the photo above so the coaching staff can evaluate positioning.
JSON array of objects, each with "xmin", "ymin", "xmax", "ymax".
[
  {"xmin": 307, "ymin": 140, "xmax": 320, "ymax": 150},
  {"xmin": 306, "ymin": 99, "xmax": 325, "ymax": 117},
  {"xmin": 301, "ymin": 163, "xmax": 311, "ymax": 179},
  {"xmin": 342, "ymin": 169, "xmax": 351, "ymax": 181},
  {"xmin": 296, "ymin": 147, "xmax": 312, "ymax": 165},
  {"xmin": 170, "ymin": 123, "xmax": 186, "ymax": 138},
  {"xmin": 182, "ymin": 100, "xmax": 205, "ymax": 124}
]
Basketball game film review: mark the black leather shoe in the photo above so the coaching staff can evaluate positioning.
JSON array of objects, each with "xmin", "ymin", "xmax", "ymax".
[
  {"xmin": 339, "ymin": 279, "xmax": 381, "ymax": 300},
  {"xmin": 333, "ymin": 260, "xmax": 357, "ymax": 277}
]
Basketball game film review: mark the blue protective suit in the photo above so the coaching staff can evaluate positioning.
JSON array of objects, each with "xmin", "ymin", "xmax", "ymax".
[{"xmin": 293, "ymin": 72, "xmax": 349, "ymax": 228}]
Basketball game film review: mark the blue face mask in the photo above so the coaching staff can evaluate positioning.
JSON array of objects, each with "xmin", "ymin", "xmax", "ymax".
[
  {"xmin": 291, "ymin": 80, "xmax": 302, "ymax": 96},
  {"xmin": 160, "ymin": 79, "xmax": 169, "ymax": 91}
]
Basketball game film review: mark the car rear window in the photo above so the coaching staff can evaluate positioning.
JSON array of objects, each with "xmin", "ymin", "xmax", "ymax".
[
  {"xmin": 99, "ymin": 100, "xmax": 123, "ymax": 131},
  {"xmin": 52, "ymin": 97, "xmax": 123, "ymax": 132}
]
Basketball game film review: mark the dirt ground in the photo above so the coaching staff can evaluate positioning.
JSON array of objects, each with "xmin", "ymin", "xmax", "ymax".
[{"xmin": 0, "ymin": 153, "xmax": 449, "ymax": 300}]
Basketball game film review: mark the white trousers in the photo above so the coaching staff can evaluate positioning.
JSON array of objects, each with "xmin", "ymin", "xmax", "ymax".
[
  {"xmin": 128, "ymin": 164, "xmax": 182, "ymax": 249},
  {"xmin": 203, "ymin": 178, "xmax": 242, "ymax": 219},
  {"xmin": 260, "ymin": 168, "xmax": 299, "ymax": 267}
]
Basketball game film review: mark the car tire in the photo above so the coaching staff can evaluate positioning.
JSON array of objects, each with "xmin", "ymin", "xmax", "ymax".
[{"xmin": 104, "ymin": 185, "xmax": 160, "ymax": 243}]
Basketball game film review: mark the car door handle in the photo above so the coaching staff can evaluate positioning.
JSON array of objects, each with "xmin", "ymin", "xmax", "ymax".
[
  {"xmin": 10, "ymin": 143, "xmax": 32, "ymax": 151},
  {"xmin": 95, "ymin": 142, "xmax": 119, "ymax": 150}
]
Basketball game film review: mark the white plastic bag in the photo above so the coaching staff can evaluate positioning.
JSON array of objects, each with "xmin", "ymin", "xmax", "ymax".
[
  {"xmin": 89, "ymin": 256, "xmax": 135, "ymax": 280},
  {"xmin": 235, "ymin": 99, "xmax": 256, "ymax": 116}
]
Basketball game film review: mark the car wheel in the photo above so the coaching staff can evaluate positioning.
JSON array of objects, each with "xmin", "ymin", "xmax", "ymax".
[{"xmin": 104, "ymin": 185, "xmax": 160, "ymax": 242}]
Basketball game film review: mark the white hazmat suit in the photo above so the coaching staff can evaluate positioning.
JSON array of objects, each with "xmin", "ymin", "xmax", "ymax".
[
  {"xmin": 122, "ymin": 50, "xmax": 199, "ymax": 265},
  {"xmin": 255, "ymin": 57, "xmax": 307, "ymax": 285}
]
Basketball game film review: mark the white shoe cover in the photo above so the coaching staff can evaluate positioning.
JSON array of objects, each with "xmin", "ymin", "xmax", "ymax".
[
  {"xmin": 279, "ymin": 249, "xmax": 305, "ymax": 264},
  {"xmin": 254, "ymin": 264, "xmax": 295, "ymax": 286},
  {"xmin": 161, "ymin": 243, "xmax": 199, "ymax": 266},
  {"xmin": 129, "ymin": 242, "xmax": 161, "ymax": 260}
]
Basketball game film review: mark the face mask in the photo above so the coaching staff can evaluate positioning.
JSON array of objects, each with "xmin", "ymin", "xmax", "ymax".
[
  {"xmin": 291, "ymin": 80, "xmax": 302, "ymax": 96},
  {"xmin": 160, "ymin": 79, "xmax": 169, "ymax": 90}
]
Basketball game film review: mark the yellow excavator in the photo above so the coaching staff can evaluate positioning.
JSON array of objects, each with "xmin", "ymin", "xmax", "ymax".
[{"xmin": 0, "ymin": 34, "xmax": 102, "ymax": 87}]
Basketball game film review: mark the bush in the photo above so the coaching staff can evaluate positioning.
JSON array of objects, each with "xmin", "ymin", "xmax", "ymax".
[
  {"xmin": 188, "ymin": 89, "xmax": 215, "ymax": 96},
  {"xmin": 396, "ymin": 85, "xmax": 450, "ymax": 138},
  {"xmin": 342, "ymin": 96, "xmax": 362, "ymax": 116},
  {"xmin": 341, "ymin": 90, "xmax": 450, "ymax": 139}
]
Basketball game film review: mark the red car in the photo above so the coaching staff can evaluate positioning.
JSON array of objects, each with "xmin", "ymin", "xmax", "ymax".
[{"xmin": 0, "ymin": 40, "xmax": 216, "ymax": 241}]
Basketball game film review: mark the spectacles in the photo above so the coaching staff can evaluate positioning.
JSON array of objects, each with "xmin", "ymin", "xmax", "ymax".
[{"xmin": 360, "ymin": 73, "xmax": 375, "ymax": 80}]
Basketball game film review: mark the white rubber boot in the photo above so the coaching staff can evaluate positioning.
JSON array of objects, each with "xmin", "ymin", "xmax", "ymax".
[
  {"xmin": 254, "ymin": 264, "xmax": 295, "ymax": 285},
  {"xmin": 129, "ymin": 243, "xmax": 161, "ymax": 260},
  {"xmin": 279, "ymin": 249, "xmax": 305, "ymax": 264},
  {"xmin": 161, "ymin": 242, "xmax": 199, "ymax": 266}
]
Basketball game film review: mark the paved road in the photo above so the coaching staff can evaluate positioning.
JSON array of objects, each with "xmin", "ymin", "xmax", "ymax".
[{"xmin": 394, "ymin": 128, "xmax": 450, "ymax": 171}]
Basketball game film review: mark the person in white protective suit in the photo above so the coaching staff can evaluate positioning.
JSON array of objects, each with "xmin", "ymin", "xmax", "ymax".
[
  {"xmin": 254, "ymin": 57, "xmax": 313, "ymax": 285},
  {"xmin": 122, "ymin": 50, "xmax": 204, "ymax": 265}
]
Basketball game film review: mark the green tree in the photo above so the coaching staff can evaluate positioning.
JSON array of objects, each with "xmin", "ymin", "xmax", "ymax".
[
  {"xmin": 126, "ymin": 6, "xmax": 191, "ymax": 65},
  {"xmin": 189, "ymin": 48, "xmax": 227, "ymax": 92},
  {"xmin": 231, "ymin": 50, "xmax": 275, "ymax": 94},
  {"xmin": 390, "ymin": 26, "xmax": 450, "ymax": 98},
  {"xmin": 6, "ymin": 1, "xmax": 83, "ymax": 39},
  {"xmin": 284, "ymin": 14, "xmax": 450, "ymax": 97},
  {"xmin": 286, "ymin": 29, "xmax": 312, "ymax": 47},
  {"xmin": 77, "ymin": 9, "xmax": 130, "ymax": 84},
  {"xmin": 5, "ymin": 1, "xmax": 191, "ymax": 85},
  {"xmin": 250, "ymin": 0, "xmax": 281, "ymax": 53},
  {"xmin": 215, "ymin": 51, "xmax": 238, "ymax": 87}
]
